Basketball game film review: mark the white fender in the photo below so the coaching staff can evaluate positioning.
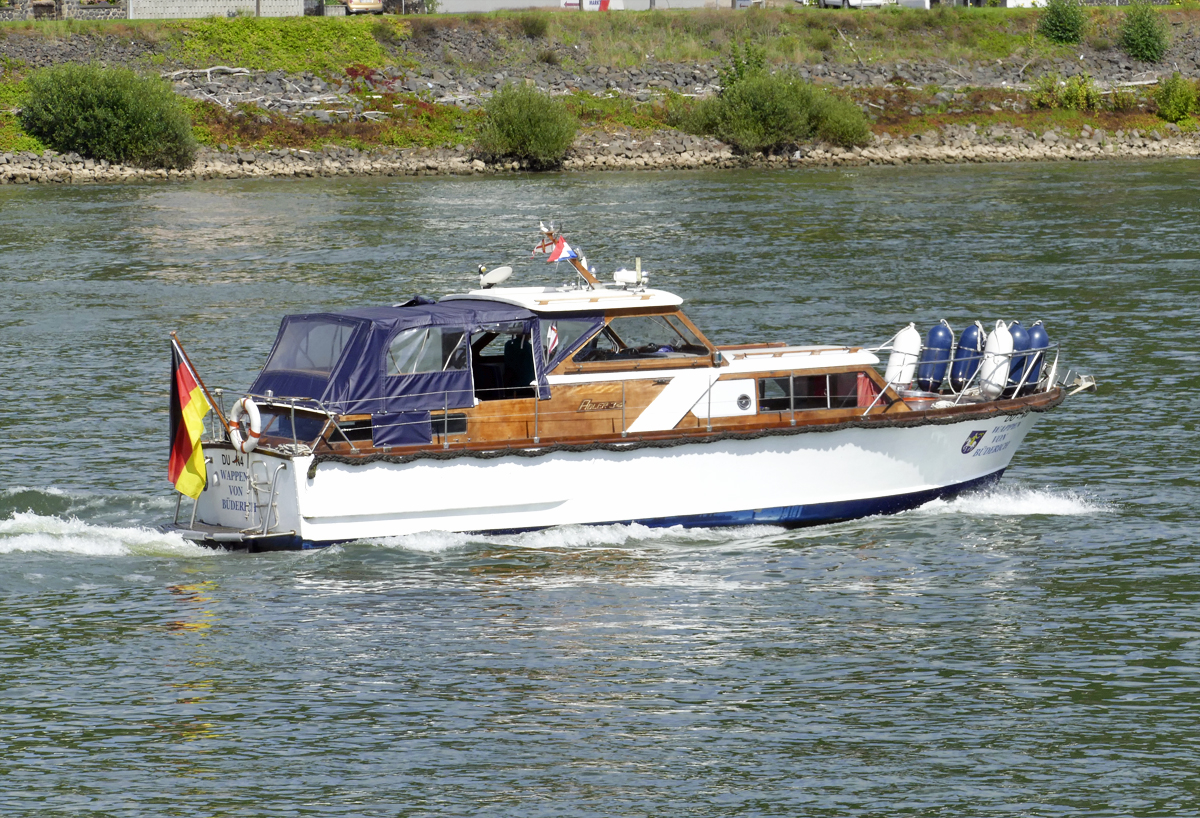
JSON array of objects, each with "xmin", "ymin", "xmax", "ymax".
[
  {"xmin": 980, "ymin": 320, "xmax": 1014, "ymax": 400},
  {"xmin": 885, "ymin": 323, "xmax": 921, "ymax": 388},
  {"xmin": 229, "ymin": 397, "xmax": 262, "ymax": 454}
]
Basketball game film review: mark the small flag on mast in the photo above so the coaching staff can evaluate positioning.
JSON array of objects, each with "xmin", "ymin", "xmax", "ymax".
[
  {"xmin": 546, "ymin": 236, "xmax": 578, "ymax": 263},
  {"xmin": 169, "ymin": 339, "xmax": 212, "ymax": 500}
]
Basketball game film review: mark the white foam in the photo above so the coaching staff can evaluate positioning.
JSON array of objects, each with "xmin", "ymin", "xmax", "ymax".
[
  {"xmin": 366, "ymin": 523, "xmax": 784, "ymax": 553},
  {"xmin": 0, "ymin": 512, "xmax": 210, "ymax": 557},
  {"xmin": 368, "ymin": 530, "xmax": 476, "ymax": 553},
  {"xmin": 1, "ymin": 485, "xmax": 68, "ymax": 497},
  {"xmin": 914, "ymin": 486, "xmax": 1111, "ymax": 518}
]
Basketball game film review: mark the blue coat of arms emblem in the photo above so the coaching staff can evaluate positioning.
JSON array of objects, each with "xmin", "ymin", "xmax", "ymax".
[{"xmin": 962, "ymin": 430, "xmax": 987, "ymax": 454}]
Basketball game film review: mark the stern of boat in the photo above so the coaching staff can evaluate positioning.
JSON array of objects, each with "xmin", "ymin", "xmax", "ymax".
[{"xmin": 166, "ymin": 443, "xmax": 311, "ymax": 551}]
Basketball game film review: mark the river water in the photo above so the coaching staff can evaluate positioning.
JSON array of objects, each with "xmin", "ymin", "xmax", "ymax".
[{"xmin": 1, "ymin": 161, "xmax": 1197, "ymax": 816}]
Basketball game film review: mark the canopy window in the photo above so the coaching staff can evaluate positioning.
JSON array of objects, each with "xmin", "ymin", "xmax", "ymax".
[
  {"xmin": 386, "ymin": 327, "xmax": 468, "ymax": 377},
  {"xmin": 263, "ymin": 318, "xmax": 358, "ymax": 377}
]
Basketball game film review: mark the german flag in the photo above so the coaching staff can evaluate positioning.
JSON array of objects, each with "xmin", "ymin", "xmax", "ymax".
[{"xmin": 169, "ymin": 339, "xmax": 212, "ymax": 499}]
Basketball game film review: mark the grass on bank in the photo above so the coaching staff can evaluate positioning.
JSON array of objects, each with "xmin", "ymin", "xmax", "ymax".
[
  {"xmin": 169, "ymin": 16, "xmax": 411, "ymax": 74},
  {"xmin": 1, "ymin": 76, "xmax": 1194, "ymax": 159},
  {"xmin": 0, "ymin": 7, "xmax": 1197, "ymax": 75},
  {"xmin": 413, "ymin": 6, "xmax": 1200, "ymax": 71},
  {"xmin": 853, "ymin": 83, "xmax": 1196, "ymax": 139},
  {"xmin": 0, "ymin": 16, "xmax": 411, "ymax": 75}
]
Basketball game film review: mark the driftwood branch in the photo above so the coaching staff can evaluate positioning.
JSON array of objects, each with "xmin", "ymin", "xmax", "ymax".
[
  {"xmin": 162, "ymin": 66, "xmax": 254, "ymax": 82},
  {"xmin": 836, "ymin": 28, "xmax": 865, "ymax": 69}
]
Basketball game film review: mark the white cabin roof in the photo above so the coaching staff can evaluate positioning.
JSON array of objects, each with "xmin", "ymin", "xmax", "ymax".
[{"xmin": 442, "ymin": 286, "xmax": 683, "ymax": 313}]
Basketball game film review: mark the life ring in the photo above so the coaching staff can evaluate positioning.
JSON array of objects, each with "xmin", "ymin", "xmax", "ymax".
[{"xmin": 229, "ymin": 397, "xmax": 262, "ymax": 454}]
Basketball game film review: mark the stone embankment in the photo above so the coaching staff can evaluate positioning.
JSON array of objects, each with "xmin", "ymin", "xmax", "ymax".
[{"xmin": 2, "ymin": 124, "xmax": 1197, "ymax": 185}]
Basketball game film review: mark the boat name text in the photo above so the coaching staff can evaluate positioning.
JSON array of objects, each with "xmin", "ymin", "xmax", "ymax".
[
  {"xmin": 971, "ymin": 420, "xmax": 1022, "ymax": 458},
  {"xmin": 578, "ymin": 399, "xmax": 625, "ymax": 412}
]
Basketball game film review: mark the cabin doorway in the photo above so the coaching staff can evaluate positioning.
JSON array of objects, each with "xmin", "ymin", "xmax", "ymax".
[{"xmin": 471, "ymin": 322, "xmax": 538, "ymax": 401}]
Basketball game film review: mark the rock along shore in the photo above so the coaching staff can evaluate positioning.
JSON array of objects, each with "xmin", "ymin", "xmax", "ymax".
[{"xmin": 2, "ymin": 123, "xmax": 1197, "ymax": 186}]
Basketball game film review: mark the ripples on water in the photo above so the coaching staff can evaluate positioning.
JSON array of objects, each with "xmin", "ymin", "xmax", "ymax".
[{"xmin": 1, "ymin": 163, "xmax": 1198, "ymax": 816}]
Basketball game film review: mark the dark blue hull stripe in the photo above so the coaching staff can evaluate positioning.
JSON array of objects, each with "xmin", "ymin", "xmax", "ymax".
[
  {"xmin": 222, "ymin": 469, "xmax": 1006, "ymax": 552},
  {"xmin": 622, "ymin": 469, "xmax": 1005, "ymax": 530}
]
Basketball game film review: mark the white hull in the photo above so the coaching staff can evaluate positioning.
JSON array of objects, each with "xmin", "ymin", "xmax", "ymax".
[{"xmin": 189, "ymin": 412, "xmax": 1040, "ymax": 548}]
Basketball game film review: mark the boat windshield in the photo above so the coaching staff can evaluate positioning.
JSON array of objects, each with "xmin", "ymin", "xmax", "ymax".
[
  {"xmin": 574, "ymin": 314, "xmax": 708, "ymax": 362},
  {"xmin": 263, "ymin": 318, "xmax": 357, "ymax": 377}
]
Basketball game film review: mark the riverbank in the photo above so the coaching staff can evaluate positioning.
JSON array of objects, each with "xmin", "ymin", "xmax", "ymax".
[
  {"xmin": 2, "ymin": 122, "xmax": 1196, "ymax": 185},
  {"xmin": 1, "ymin": 11, "xmax": 1199, "ymax": 179}
]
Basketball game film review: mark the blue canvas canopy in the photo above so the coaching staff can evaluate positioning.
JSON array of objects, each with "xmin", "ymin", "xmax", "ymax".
[{"xmin": 248, "ymin": 300, "xmax": 561, "ymax": 446}]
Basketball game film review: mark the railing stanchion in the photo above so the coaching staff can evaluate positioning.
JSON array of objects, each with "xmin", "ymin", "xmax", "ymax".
[
  {"xmin": 213, "ymin": 387, "xmax": 224, "ymax": 440},
  {"xmin": 533, "ymin": 392, "xmax": 540, "ymax": 444},
  {"xmin": 173, "ymin": 493, "xmax": 182, "ymax": 525},
  {"xmin": 443, "ymin": 391, "xmax": 449, "ymax": 449},
  {"xmin": 863, "ymin": 374, "xmax": 898, "ymax": 417},
  {"xmin": 790, "ymin": 373, "xmax": 796, "ymax": 426},
  {"xmin": 621, "ymin": 381, "xmax": 627, "ymax": 437}
]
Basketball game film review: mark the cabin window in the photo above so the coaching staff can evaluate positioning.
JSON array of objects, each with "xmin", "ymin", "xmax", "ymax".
[
  {"xmin": 386, "ymin": 327, "xmax": 468, "ymax": 377},
  {"xmin": 573, "ymin": 315, "xmax": 708, "ymax": 362},
  {"xmin": 263, "ymin": 318, "xmax": 356, "ymax": 376},
  {"xmin": 544, "ymin": 318, "xmax": 599, "ymax": 363},
  {"xmin": 335, "ymin": 419, "xmax": 374, "ymax": 444},
  {"xmin": 430, "ymin": 412, "xmax": 468, "ymax": 436},
  {"xmin": 758, "ymin": 373, "xmax": 861, "ymax": 412}
]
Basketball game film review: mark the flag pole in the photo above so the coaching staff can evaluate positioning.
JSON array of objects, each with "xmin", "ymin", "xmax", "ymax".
[
  {"xmin": 568, "ymin": 256, "xmax": 600, "ymax": 288},
  {"xmin": 171, "ymin": 332, "xmax": 233, "ymax": 438}
]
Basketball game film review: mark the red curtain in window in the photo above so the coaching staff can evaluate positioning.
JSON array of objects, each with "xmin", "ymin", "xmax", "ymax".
[{"xmin": 857, "ymin": 373, "xmax": 881, "ymax": 408}]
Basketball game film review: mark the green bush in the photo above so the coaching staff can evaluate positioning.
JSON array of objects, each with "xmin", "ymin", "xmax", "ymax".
[
  {"xmin": 1154, "ymin": 72, "xmax": 1197, "ymax": 123},
  {"xmin": 1107, "ymin": 87, "xmax": 1140, "ymax": 112},
  {"xmin": 813, "ymin": 94, "xmax": 872, "ymax": 148},
  {"xmin": 718, "ymin": 41, "xmax": 766, "ymax": 90},
  {"xmin": 1037, "ymin": 0, "xmax": 1088, "ymax": 45},
  {"xmin": 675, "ymin": 72, "xmax": 870, "ymax": 152},
  {"xmin": 475, "ymin": 83, "xmax": 577, "ymax": 169},
  {"xmin": 20, "ymin": 64, "xmax": 196, "ymax": 169},
  {"xmin": 708, "ymin": 73, "xmax": 816, "ymax": 153},
  {"xmin": 1119, "ymin": 0, "xmax": 1169, "ymax": 63},
  {"xmin": 1062, "ymin": 72, "xmax": 1102, "ymax": 111},
  {"xmin": 1029, "ymin": 71, "xmax": 1102, "ymax": 111}
]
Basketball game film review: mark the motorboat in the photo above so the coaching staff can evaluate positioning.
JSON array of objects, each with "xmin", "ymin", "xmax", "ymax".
[{"xmin": 164, "ymin": 228, "xmax": 1095, "ymax": 550}]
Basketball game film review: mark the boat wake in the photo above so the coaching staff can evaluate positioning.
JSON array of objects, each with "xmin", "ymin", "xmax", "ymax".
[
  {"xmin": 0, "ymin": 511, "xmax": 209, "ymax": 557},
  {"xmin": 1, "ymin": 484, "xmax": 176, "ymax": 522},
  {"xmin": 366, "ymin": 522, "xmax": 787, "ymax": 554},
  {"xmin": 914, "ymin": 485, "xmax": 1111, "ymax": 517}
]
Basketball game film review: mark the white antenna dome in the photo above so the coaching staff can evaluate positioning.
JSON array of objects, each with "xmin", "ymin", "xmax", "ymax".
[{"xmin": 479, "ymin": 265, "xmax": 513, "ymax": 289}]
